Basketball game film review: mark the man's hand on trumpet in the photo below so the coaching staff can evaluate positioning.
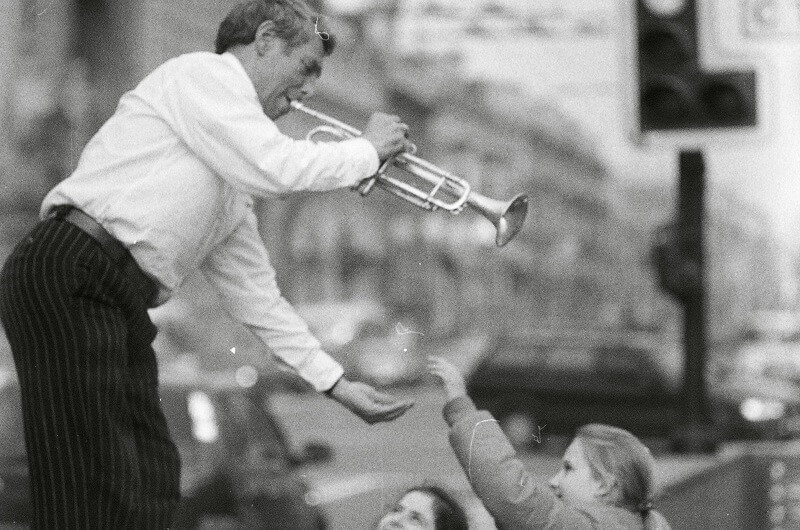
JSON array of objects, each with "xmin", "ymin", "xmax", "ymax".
[
  {"xmin": 362, "ymin": 113, "xmax": 413, "ymax": 162},
  {"xmin": 291, "ymin": 102, "xmax": 529, "ymax": 246}
]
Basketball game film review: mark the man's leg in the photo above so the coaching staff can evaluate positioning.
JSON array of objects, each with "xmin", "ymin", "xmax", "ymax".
[
  {"xmin": 0, "ymin": 218, "xmax": 179, "ymax": 528},
  {"xmin": 126, "ymin": 326, "xmax": 182, "ymax": 528}
]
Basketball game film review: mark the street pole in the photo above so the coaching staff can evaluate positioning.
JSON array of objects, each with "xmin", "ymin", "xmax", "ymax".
[{"xmin": 675, "ymin": 149, "xmax": 715, "ymax": 451}]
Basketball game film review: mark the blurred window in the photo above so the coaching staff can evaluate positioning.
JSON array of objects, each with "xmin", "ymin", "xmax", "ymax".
[
  {"xmin": 545, "ymin": 347, "xmax": 597, "ymax": 372},
  {"xmin": 188, "ymin": 391, "xmax": 219, "ymax": 443},
  {"xmin": 484, "ymin": 340, "xmax": 662, "ymax": 387},
  {"xmin": 596, "ymin": 347, "xmax": 652, "ymax": 386},
  {"xmin": 487, "ymin": 343, "xmax": 547, "ymax": 369}
]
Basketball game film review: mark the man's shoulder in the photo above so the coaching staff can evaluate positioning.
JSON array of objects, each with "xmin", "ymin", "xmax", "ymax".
[
  {"xmin": 149, "ymin": 51, "xmax": 246, "ymax": 88},
  {"xmin": 151, "ymin": 51, "xmax": 235, "ymax": 75},
  {"xmin": 135, "ymin": 50, "xmax": 255, "ymax": 110},
  {"xmin": 164, "ymin": 51, "xmax": 229, "ymax": 71}
]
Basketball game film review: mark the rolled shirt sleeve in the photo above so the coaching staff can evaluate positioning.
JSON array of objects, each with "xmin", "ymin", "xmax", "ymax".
[{"xmin": 201, "ymin": 208, "xmax": 344, "ymax": 392}]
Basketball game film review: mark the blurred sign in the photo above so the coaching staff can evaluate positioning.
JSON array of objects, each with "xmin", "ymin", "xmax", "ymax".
[{"xmin": 742, "ymin": 0, "xmax": 800, "ymax": 39}]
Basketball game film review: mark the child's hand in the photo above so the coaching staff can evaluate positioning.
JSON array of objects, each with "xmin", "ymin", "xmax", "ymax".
[{"xmin": 427, "ymin": 356, "xmax": 467, "ymax": 402}]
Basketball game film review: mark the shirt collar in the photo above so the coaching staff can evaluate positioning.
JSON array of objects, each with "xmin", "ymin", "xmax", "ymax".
[{"xmin": 221, "ymin": 51, "xmax": 259, "ymax": 102}]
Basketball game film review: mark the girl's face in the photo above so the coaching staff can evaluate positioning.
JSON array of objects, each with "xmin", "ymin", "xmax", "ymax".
[
  {"xmin": 376, "ymin": 490, "xmax": 437, "ymax": 530},
  {"xmin": 548, "ymin": 438, "xmax": 605, "ymax": 506}
]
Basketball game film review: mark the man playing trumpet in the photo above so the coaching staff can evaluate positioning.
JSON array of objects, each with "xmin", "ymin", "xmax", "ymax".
[{"xmin": 0, "ymin": 0, "xmax": 414, "ymax": 527}]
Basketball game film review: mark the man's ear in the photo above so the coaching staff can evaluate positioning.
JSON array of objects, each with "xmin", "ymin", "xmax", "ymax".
[{"xmin": 254, "ymin": 20, "xmax": 278, "ymax": 56}]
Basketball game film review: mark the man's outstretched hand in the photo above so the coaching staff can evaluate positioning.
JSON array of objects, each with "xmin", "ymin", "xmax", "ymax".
[{"xmin": 327, "ymin": 376, "xmax": 414, "ymax": 424}]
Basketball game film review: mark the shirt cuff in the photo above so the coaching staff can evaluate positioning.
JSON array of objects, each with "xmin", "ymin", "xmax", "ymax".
[
  {"xmin": 323, "ymin": 374, "xmax": 344, "ymax": 395},
  {"xmin": 295, "ymin": 350, "xmax": 346, "ymax": 393},
  {"xmin": 443, "ymin": 395, "xmax": 478, "ymax": 426}
]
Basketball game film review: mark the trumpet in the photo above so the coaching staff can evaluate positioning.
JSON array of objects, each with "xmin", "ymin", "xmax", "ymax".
[{"xmin": 290, "ymin": 101, "xmax": 529, "ymax": 247}]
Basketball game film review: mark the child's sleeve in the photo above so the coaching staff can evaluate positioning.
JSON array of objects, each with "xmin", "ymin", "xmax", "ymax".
[{"xmin": 443, "ymin": 397, "xmax": 598, "ymax": 529}]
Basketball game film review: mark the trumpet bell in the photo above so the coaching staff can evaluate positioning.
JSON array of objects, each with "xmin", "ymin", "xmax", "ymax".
[{"xmin": 468, "ymin": 193, "xmax": 529, "ymax": 247}]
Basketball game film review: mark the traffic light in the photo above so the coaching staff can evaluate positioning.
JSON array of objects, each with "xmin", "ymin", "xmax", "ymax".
[
  {"xmin": 651, "ymin": 222, "xmax": 700, "ymax": 301},
  {"xmin": 636, "ymin": 0, "xmax": 757, "ymax": 132}
]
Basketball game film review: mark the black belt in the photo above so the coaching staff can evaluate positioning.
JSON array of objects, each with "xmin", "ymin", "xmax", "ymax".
[{"xmin": 52, "ymin": 206, "xmax": 159, "ymax": 307}]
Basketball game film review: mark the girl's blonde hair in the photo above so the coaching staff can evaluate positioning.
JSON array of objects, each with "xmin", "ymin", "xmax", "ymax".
[{"xmin": 576, "ymin": 423, "xmax": 672, "ymax": 530}]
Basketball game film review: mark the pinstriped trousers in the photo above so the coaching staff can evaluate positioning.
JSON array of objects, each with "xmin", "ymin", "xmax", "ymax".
[{"xmin": 0, "ymin": 217, "xmax": 181, "ymax": 529}]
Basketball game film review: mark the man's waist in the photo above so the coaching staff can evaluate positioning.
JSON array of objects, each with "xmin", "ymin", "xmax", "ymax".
[
  {"xmin": 62, "ymin": 208, "xmax": 128, "ymax": 262},
  {"xmin": 51, "ymin": 205, "xmax": 160, "ymax": 308}
]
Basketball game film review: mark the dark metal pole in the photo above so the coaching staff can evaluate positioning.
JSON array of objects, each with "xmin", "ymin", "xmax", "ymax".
[{"xmin": 676, "ymin": 149, "xmax": 714, "ymax": 449}]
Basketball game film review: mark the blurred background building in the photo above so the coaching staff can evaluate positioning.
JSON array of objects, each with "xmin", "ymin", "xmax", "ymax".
[{"xmin": 0, "ymin": 0, "xmax": 797, "ymax": 370}]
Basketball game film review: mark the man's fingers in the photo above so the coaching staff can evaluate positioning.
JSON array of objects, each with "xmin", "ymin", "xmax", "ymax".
[
  {"xmin": 381, "ymin": 404, "xmax": 414, "ymax": 423},
  {"xmin": 365, "ymin": 400, "xmax": 415, "ymax": 424},
  {"xmin": 367, "ymin": 386, "xmax": 405, "ymax": 404},
  {"xmin": 392, "ymin": 399, "xmax": 415, "ymax": 412},
  {"xmin": 340, "ymin": 381, "xmax": 415, "ymax": 424},
  {"xmin": 365, "ymin": 395, "xmax": 414, "ymax": 420},
  {"xmin": 379, "ymin": 401, "xmax": 414, "ymax": 419}
]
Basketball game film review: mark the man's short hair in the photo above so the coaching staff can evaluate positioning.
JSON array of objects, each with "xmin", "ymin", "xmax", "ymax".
[{"xmin": 215, "ymin": 0, "xmax": 335, "ymax": 55}]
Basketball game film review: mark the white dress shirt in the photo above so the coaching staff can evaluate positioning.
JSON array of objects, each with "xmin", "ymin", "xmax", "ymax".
[{"xmin": 41, "ymin": 51, "xmax": 380, "ymax": 391}]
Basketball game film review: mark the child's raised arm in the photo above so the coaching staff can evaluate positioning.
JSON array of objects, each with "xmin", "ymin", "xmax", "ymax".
[{"xmin": 427, "ymin": 356, "xmax": 467, "ymax": 403}]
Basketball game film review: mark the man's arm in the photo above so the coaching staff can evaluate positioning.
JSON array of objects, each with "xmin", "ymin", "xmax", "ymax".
[
  {"xmin": 201, "ymin": 208, "xmax": 413, "ymax": 422},
  {"xmin": 161, "ymin": 53, "xmax": 381, "ymax": 197}
]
